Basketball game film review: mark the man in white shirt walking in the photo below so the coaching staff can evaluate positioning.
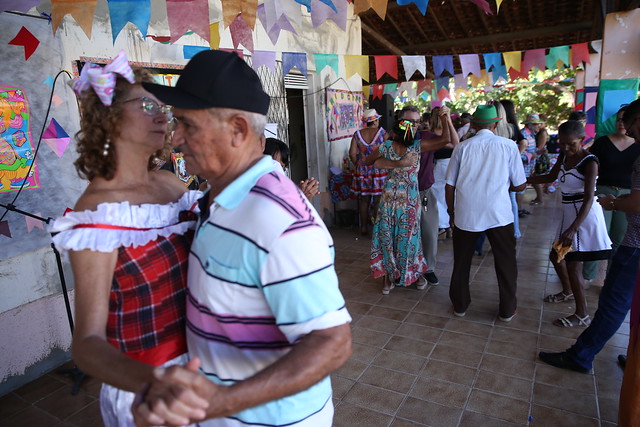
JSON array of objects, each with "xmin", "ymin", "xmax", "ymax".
[{"xmin": 445, "ymin": 105, "xmax": 526, "ymax": 321}]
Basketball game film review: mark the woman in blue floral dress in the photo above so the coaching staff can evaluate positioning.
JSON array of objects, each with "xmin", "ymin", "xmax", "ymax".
[{"xmin": 367, "ymin": 112, "xmax": 452, "ymax": 294}]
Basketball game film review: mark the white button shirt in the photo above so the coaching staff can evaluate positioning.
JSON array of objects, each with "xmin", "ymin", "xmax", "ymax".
[{"xmin": 446, "ymin": 129, "xmax": 526, "ymax": 232}]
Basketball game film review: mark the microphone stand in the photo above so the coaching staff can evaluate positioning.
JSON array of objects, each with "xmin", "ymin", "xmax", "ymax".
[{"xmin": 0, "ymin": 202, "xmax": 86, "ymax": 395}]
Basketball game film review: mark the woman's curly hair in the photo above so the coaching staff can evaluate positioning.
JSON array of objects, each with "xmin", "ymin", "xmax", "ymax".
[{"xmin": 74, "ymin": 68, "xmax": 170, "ymax": 181}]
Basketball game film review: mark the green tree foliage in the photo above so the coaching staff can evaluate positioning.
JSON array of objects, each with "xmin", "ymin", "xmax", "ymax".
[{"xmin": 395, "ymin": 68, "xmax": 577, "ymax": 130}]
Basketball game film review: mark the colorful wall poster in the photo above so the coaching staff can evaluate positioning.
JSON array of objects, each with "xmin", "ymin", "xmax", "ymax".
[
  {"xmin": 0, "ymin": 85, "xmax": 38, "ymax": 193},
  {"xmin": 326, "ymin": 88, "xmax": 363, "ymax": 142}
]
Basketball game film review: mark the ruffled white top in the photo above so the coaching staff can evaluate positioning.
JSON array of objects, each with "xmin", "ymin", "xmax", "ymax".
[{"xmin": 50, "ymin": 190, "xmax": 202, "ymax": 253}]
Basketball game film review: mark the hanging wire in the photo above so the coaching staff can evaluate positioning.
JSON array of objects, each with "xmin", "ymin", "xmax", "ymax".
[{"xmin": 0, "ymin": 70, "xmax": 73, "ymax": 223}]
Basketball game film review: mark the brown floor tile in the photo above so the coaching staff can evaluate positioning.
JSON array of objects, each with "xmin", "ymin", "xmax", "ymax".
[
  {"xmin": 346, "ymin": 301, "xmax": 374, "ymax": 316},
  {"xmin": 334, "ymin": 401, "xmax": 393, "ymax": 427},
  {"xmin": 34, "ymin": 386, "xmax": 96, "ymax": 420},
  {"xmin": 430, "ymin": 343, "xmax": 484, "ymax": 368},
  {"xmin": 384, "ymin": 335, "xmax": 435, "ymax": 358},
  {"xmin": 491, "ymin": 326, "xmax": 539, "ymax": 348},
  {"xmin": 335, "ymin": 358, "xmax": 369, "ymax": 380},
  {"xmin": 355, "ymin": 314, "xmax": 402, "ymax": 334},
  {"xmin": 532, "ymin": 383, "xmax": 598, "ymax": 418},
  {"xmin": 598, "ymin": 396, "xmax": 619, "ymax": 424},
  {"xmin": 444, "ymin": 318, "xmax": 493, "ymax": 338},
  {"xmin": 438, "ymin": 330, "xmax": 488, "ymax": 353},
  {"xmin": 13, "ymin": 374, "xmax": 66, "ymax": 403},
  {"xmin": 372, "ymin": 349, "xmax": 428, "ymax": 375},
  {"xmin": 459, "ymin": 410, "xmax": 523, "ymax": 426},
  {"xmin": 332, "ymin": 375, "xmax": 356, "ymax": 399},
  {"xmin": 421, "ymin": 359, "xmax": 477, "ymax": 386},
  {"xmin": 486, "ymin": 339, "xmax": 537, "ymax": 362},
  {"xmin": 529, "ymin": 404, "xmax": 599, "ymax": 426},
  {"xmin": 480, "ymin": 353, "xmax": 536, "ymax": 380},
  {"xmin": 404, "ymin": 312, "xmax": 449, "ymax": 329},
  {"xmin": 368, "ymin": 305, "xmax": 411, "ymax": 322},
  {"xmin": 409, "ymin": 377, "xmax": 471, "ymax": 408},
  {"xmin": 474, "ymin": 370, "xmax": 533, "ymax": 401},
  {"xmin": 466, "ymin": 390, "xmax": 530, "ymax": 424},
  {"xmin": 351, "ymin": 326, "xmax": 393, "ymax": 348},
  {"xmin": 2, "ymin": 405, "xmax": 61, "ymax": 426},
  {"xmin": 64, "ymin": 400, "xmax": 103, "ymax": 427},
  {"xmin": 534, "ymin": 363, "xmax": 596, "ymax": 393},
  {"xmin": 395, "ymin": 322, "xmax": 443, "ymax": 344},
  {"xmin": 351, "ymin": 342, "xmax": 382, "ymax": 363},
  {"xmin": 396, "ymin": 397, "xmax": 463, "ymax": 427},
  {"xmin": 359, "ymin": 365, "xmax": 417, "ymax": 394},
  {"xmin": 343, "ymin": 382, "xmax": 405, "ymax": 415},
  {"xmin": 0, "ymin": 393, "xmax": 29, "ymax": 420}
]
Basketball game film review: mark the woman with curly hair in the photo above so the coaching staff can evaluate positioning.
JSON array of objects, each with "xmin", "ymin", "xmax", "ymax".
[{"xmin": 49, "ymin": 51, "xmax": 203, "ymax": 426}]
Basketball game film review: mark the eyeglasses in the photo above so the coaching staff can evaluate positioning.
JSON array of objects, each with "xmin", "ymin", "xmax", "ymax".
[{"xmin": 123, "ymin": 97, "xmax": 173, "ymax": 122}]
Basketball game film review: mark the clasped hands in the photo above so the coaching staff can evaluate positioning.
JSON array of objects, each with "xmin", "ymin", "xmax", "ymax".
[{"xmin": 132, "ymin": 358, "xmax": 218, "ymax": 427}]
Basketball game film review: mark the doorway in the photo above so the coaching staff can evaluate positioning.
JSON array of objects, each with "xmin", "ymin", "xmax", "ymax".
[{"xmin": 286, "ymin": 88, "xmax": 308, "ymax": 184}]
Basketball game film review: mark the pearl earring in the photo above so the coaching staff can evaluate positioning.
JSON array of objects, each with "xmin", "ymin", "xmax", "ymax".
[{"xmin": 102, "ymin": 138, "xmax": 111, "ymax": 156}]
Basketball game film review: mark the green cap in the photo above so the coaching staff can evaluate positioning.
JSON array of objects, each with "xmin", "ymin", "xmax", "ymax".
[{"xmin": 471, "ymin": 105, "xmax": 501, "ymax": 123}]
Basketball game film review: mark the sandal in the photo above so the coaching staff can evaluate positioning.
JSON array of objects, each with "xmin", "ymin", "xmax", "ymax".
[
  {"xmin": 529, "ymin": 199, "xmax": 543, "ymax": 205},
  {"xmin": 544, "ymin": 292, "xmax": 574, "ymax": 303},
  {"xmin": 553, "ymin": 314, "xmax": 591, "ymax": 328},
  {"xmin": 416, "ymin": 276, "xmax": 428, "ymax": 290},
  {"xmin": 382, "ymin": 284, "xmax": 394, "ymax": 295}
]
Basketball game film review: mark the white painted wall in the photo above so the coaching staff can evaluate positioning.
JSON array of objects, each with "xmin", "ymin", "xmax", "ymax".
[{"xmin": 0, "ymin": 1, "xmax": 361, "ymax": 394}]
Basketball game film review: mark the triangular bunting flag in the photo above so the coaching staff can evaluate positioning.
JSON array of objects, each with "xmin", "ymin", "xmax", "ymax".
[
  {"xmin": 492, "ymin": 64, "xmax": 508, "ymax": 83},
  {"xmin": 546, "ymin": 46, "xmax": 570, "ymax": 69},
  {"xmin": 222, "ymin": 0, "xmax": 258, "ymax": 29},
  {"xmin": 522, "ymin": 49, "xmax": 546, "ymax": 73},
  {"xmin": 459, "ymin": 54, "xmax": 481, "ymax": 77},
  {"xmin": 344, "ymin": 55, "xmax": 369, "ymax": 81},
  {"xmin": 167, "ymin": 0, "xmax": 210, "ymax": 43},
  {"xmin": 282, "ymin": 52, "xmax": 307, "ymax": 77},
  {"xmin": 432, "ymin": 55, "xmax": 454, "ymax": 77},
  {"xmin": 8, "ymin": 26, "xmax": 39, "ymax": 60},
  {"xmin": 454, "ymin": 73, "xmax": 468, "ymax": 90},
  {"xmin": 311, "ymin": 0, "xmax": 347, "ymax": 31},
  {"xmin": 362, "ymin": 85, "xmax": 370, "ymax": 99},
  {"xmin": 571, "ymin": 43, "xmax": 591, "ymax": 67},
  {"xmin": 374, "ymin": 56, "xmax": 398, "ymax": 80},
  {"xmin": 1, "ymin": 0, "xmax": 39, "ymax": 13},
  {"xmin": 230, "ymin": 14, "xmax": 254, "ymax": 52},
  {"xmin": 416, "ymin": 79, "xmax": 432, "ymax": 94},
  {"xmin": 25, "ymin": 214, "xmax": 44, "ymax": 233},
  {"xmin": 482, "ymin": 52, "xmax": 501, "ymax": 71},
  {"xmin": 257, "ymin": 3, "xmax": 298, "ymax": 45},
  {"xmin": 51, "ymin": 0, "xmax": 98, "ymax": 39},
  {"xmin": 0, "ymin": 221, "xmax": 11, "ymax": 238},
  {"xmin": 502, "ymin": 51, "xmax": 521, "ymax": 71},
  {"xmin": 401, "ymin": 56, "xmax": 426, "ymax": 80},
  {"xmin": 313, "ymin": 53, "xmax": 339, "ymax": 76},
  {"xmin": 43, "ymin": 118, "xmax": 71, "ymax": 158},
  {"xmin": 353, "ymin": 0, "xmax": 388, "ymax": 20},
  {"xmin": 396, "ymin": 0, "xmax": 429, "ymax": 15},
  {"xmin": 470, "ymin": 0, "xmax": 493, "ymax": 14},
  {"xmin": 52, "ymin": 95, "xmax": 64, "ymax": 108},
  {"xmin": 495, "ymin": 0, "xmax": 504, "ymax": 12},
  {"xmin": 372, "ymin": 84, "xmax": 384, "ymax": 99},
  {"xmin": 252, "ymin": 50, "xmax": 277, "ymax": 73},
  {"xmin": 383, "ymin": 83, "xmax": 398, "ymax": 97},
  {"xmin": 107, "ymin": 0, "xmax": 151, "ymax": 42},
  {"xmin": 183, "ymin": 45, "xmax": 209, "ymax": 59},
  {"xmin": 437, "ymin": 87, "xmax": 449, "ymax": 102},
  {"xmin": 209, "ymin": 22, "xmax": 221, "ymax": 49},
  {"xmin": 435, "ymin": 76, "xmax": 450, "ymax": 91}
]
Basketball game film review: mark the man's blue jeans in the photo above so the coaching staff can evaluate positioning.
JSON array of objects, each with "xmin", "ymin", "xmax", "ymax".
[{"xmin": 566, "ymin": 245, "xmax": 640, "ymax": 370}]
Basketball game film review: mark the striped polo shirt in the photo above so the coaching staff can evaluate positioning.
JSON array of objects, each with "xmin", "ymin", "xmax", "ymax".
[{"xmin": 187, "ymin": 155, "xmax": 352, "ymax": 426}]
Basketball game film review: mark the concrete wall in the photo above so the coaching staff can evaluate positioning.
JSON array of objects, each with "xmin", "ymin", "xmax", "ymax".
[{"xmin": 0, "ymin": 1, "xmax": 361, "ymax": 395}]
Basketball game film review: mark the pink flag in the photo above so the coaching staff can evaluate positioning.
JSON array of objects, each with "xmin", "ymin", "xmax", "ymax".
[
  {"xmin": 230, "ymin": 14, "xmax": 254, "ymax": 52},
  {"xmin": 0, "ymin": 221, "xmax": 11, "ymax": 238},
  {"xmin": 25, "ymin": 214, "xmax": 44, "ymax": 233},
  {"xmin": 571, "ymin": 43, "xmax": 591, "ymax": 67},
  {"xmin": 167, "ymin": 0, "xmax": 210, "ymax": 43},
  {"xmin": 522, "ymin": 49, "xmax": 546, "ymax": 72}
]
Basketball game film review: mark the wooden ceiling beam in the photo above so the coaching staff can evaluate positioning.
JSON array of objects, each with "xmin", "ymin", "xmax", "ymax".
[
  {"xmin": 427, "ymin": 6, "xmax": 449, "ymax": 39},
  {"xmin": 360, "ymin": 21, "xmax": 407, "ymax": 56},
  {"xmin": 386, "ymin": 13, "xmax": 413, "ymax": 47}
]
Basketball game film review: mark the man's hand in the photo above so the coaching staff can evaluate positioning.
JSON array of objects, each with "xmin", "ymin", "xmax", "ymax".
[
  {"xmin": 133, "ymin": 358, "xmax": 211, "ymax": 427},
  {"xmin": 597, "ymin": 194, "xmax": 616, "ymax": 211},
  {"xmin": 299, "ymin": 177, "xmax": 320, "ymax": 200}
]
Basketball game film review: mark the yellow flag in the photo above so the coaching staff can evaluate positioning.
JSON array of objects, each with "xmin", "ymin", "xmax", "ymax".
[
  {"xmin": 223, "ymin": 0, "xmax": 257, "ymax": 29},
  {"xmin": 209, "ymin": 22, "xmax": 221, "ymax": 50},
  {"xmin": 496, "ymin": 0, "xmax": 504, "ymax": 13},
  {"xmin": 503, "ymin": 51, "xmax": 521, "ymax": 71},
  {"xmin": 362, "ymin": 85, "xmax": 370, "ymax": 99},
  {"xmin": 344, "ymin": 55, "xmax": 370, "ymax": 82}
]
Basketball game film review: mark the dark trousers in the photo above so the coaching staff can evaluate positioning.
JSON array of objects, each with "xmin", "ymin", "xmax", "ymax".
[
  {"xmin": 567, "ymin": 245, "xmax": 640, "ymax": 370},
  {"xmin": 449, "ymin": 224, "xmax": 518, "ymax": 317}
]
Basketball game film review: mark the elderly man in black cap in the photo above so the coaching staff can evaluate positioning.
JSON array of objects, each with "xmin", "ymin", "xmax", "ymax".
[
  {"xmin": 133, "ymin": 50, "xmax": 352, "ymax": 426},
  {"xmin": 445, "ymin": 104, "xmax": 526, "ymax": 322}
]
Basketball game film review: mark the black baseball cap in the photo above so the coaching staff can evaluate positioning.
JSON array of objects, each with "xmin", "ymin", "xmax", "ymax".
[{"xmin": 143, "ymin": 50, "xmax": 270, "ymax": 115}]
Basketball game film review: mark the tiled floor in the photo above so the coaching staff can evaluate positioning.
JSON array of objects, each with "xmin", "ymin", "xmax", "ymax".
[{"xmin": 0, "ymin": 191, "xmax": 628, "ymax": 426}]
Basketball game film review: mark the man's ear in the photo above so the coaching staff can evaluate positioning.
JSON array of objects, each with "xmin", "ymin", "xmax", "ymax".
[{"xmin": 229, "ymin": 114, "xmax": 250, "ymax": 147}]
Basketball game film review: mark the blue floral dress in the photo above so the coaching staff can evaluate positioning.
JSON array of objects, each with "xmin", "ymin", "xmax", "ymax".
[{"xmin": 370, "ymin": 139, "xmax": 427, "ymax": 286}]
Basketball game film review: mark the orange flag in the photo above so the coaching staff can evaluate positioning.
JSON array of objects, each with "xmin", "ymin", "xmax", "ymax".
[
  {"xmin": 354, "ymin": 0, "xmax": 388, "ymax": 20},
  {"xmin": 223, "ymin": 0, "xmax": 258, "ymax": 29},
  {"xmin": 51, "ymin": 0, "xmax": 97, "ymax": 39}
]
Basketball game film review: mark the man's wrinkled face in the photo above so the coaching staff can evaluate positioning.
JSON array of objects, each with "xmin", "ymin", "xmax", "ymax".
[
  {"xmin": 171, "ymin": 108, "xmax": 231, "ymax": 178},
  {"xmin": 624, "ymin": 113, "xmax": 640, "ymax": 141}
]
